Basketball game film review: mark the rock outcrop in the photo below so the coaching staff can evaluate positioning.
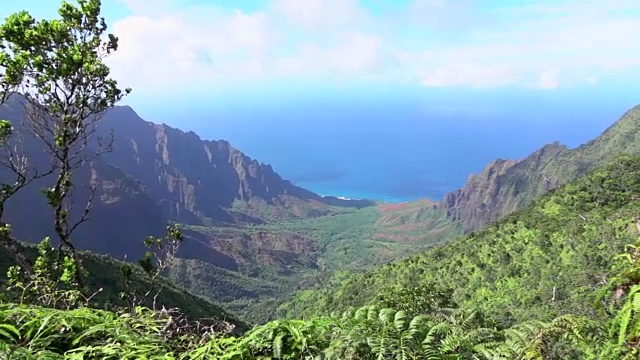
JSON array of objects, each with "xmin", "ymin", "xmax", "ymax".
[{"xmin": 440, "ymin": 105, "xmax": 640, "ymax": 232}]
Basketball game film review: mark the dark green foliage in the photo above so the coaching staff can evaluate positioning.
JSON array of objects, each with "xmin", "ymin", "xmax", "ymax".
[
  {"xmin": 0, "ymin": 0, "xmax": 132, "ymax": 292},
  {"xmin": 374, "ymin": 281, "xmax": 456, "ymax": 318},
  {"xmin": 0, "ymin": 303, "xmax": 238, "ymax": 359},
  {"xmin": 120, "ymin": 224, "xmax": 185, "ymax": 312},
  {"xmin": 442, "ymin": 105, "xmax": 640, "ymax": 232},
  {"xmin": 5, "ymin": 2, "xmax": 640, "ymax": 360},
  {"xmin": 0, "ymin": 302, "xmax": 608, "ymax": 359},
  {"xmin": 6, "ymin": 237, "xmax": 86, "ymax": 309},
  {"xmin": 281, "ymin": 155, "xmax": 640, "ymax": 325},
  {"xmin": 0, "ymin": 242, "xmax": 246, "ymax": 328},
  {"xmin": 170, "ymin": 203, "xmax": 461, "ymax": 323}
]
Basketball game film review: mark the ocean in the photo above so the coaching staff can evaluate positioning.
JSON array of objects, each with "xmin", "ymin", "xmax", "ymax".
[{"xmin": 141, "ymin": 88, "xmax": 639, "ymax": 203}]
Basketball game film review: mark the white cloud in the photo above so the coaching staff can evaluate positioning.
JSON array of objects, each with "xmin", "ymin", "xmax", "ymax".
[
  {"xmin": 408, "ymin": 0, "xmax": 640, "ymax": 90},
  {"xmin": 104, "ymin": 0, "xmax": 640, "ymax": 94},
  {"xmin": 314, "ymin": 32, "xmax": 384, "ymax": 73},
  {"xmin": 407, "ymin": 0, "xmax": 480, "ymax": 31},
  {"xmin": 420, "ymin": 63, "xmax": 520, "ymax": 88},
  {"xmin": 535, "ymin": 69, "xmax": 560, "ymax": 90},
  {"xmin": 114, "ymin": 0, "xmax": 174, "ymax": 15},
  {"xmin": 106, "ymin": 0, "xmax": 388, "ymax": 93},
  {"xmin": 106, "ymin": 3, "xmax": 280, "ymax": 91},
  {"xmin": 268, "ymin": 32, "xmax": 385, "ymax": 77},
  {"xmin": 270, "ymin": 0, "xmax": 368, "ymax": 32}
]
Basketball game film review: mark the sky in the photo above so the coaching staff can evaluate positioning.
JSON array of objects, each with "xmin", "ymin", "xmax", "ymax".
[{"xmin": 2, "ymin": 0, "xmax": 640, "ymax": 112}]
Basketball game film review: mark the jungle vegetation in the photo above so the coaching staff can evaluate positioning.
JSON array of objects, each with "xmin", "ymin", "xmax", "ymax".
[{"xmin": 2, "ymin": 1, "xmax": 640, "ymax": 359}]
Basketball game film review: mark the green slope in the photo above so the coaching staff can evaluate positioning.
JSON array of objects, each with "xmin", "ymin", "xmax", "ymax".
[
  {"xmin": 441, "ymin": 104, "xmax": 640, "ymax": 232},
  {"xmin": 9, "ymin": 155, "xmax": 640, "ymax": 359},
  {"xmin": 168, "ymin": 201, "xmax": 461, "ymax": 323},
  {"xmin": 0, "ymin": 243, "xmax": 247, "ymax": 331},
  {"xmin": 281, "ymin": 155, "xmax": 640, "ymax": 326}
]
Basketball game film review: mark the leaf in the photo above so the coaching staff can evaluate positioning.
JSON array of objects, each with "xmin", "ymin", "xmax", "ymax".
[{"xmin": 0, "ymin": 323, "xmax": 20, "ymax": 342}]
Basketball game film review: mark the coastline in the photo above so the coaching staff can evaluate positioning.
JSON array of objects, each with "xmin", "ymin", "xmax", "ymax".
[
  {"xmin": 291, "ymin": 178, "xmax": 450, "ymax": 204},
  {"xmin": 314, "ymin": 190, "xmax": 420, "ymax": 204}
]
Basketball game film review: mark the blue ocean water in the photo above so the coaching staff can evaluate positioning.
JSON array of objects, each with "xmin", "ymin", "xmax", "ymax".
[{"xmin": 141, "ymin": 87, "xmax": 639, "ymax": 203}]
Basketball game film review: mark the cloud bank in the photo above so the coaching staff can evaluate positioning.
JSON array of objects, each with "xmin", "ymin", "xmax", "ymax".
[{"xmin": 105, "ymin": 0, "xmax": 640, "ymax": 95}]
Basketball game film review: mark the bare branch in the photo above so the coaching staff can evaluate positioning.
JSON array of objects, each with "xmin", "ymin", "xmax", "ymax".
[
  {"xmin": 0, "ymin": 0, "xmax": 130, "ymax": 292},
  {"xmin": 0, "ymin": 100, "xmax": 54, "ymax": 276},
  {"xmin": 66, "ymin": 176, "xmax": 99, "ymax": 237}
]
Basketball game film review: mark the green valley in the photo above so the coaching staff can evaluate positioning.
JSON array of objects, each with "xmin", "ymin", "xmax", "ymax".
[
  {"xmin": 280, "ymin": 155, "xmax": 640, "ymax": 324},
  {"xmin": 4, "ymin": 1, "xmax": 640, "ymax": 359},
  {"xmin": 7, "ymin": 154, "xmax": 640, "ymax": 358},
  {"xmin": 169, "ymin": 199, "xmax": 461, "ymax": 323}
]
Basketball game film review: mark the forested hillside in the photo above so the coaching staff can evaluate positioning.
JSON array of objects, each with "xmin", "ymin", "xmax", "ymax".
[
  {"xmin": 440, "ymin": 105, "xmax": 640, "ymax": 232},
  {"xmin": 0, "ymin": 93, "xmax": 463, "ymax": 322},
  {"xmin": 4, "ymin": 1, "xmax": 640, "ymax": 359},
  {"xmin": 279, "ymin": 155, "xmax": 640, "ymax": 325},
  {"xmin": 6, "ymin": 147, "xmax": 640, "ymax": 358},
  {"xmin": 0, "ymin": 244, "xmax": 246, "ymax": 330}
]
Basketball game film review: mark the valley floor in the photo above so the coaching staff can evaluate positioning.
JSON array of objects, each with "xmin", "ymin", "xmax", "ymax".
[{"xmin": 168, "ymin": 200, "xmax": 462, "ymax": 323}]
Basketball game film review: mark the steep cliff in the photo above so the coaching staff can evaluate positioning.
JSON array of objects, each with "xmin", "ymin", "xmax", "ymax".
[
  {"xmin": 3, "ymin": 157, "xmax": 168, "ymax": 260},
  {"xmin": 440, "ymin": 105, "xmax": 640, "ymax": 232},
  {"xmin": 99, "ymin": 106, "xmax": 373, "ymax": 225},
  {"xmin": 0, "ymin": 98, "xmax": 373, "ymax": 269},
  {"xmin": 0, "ymin": 99, "xmax": 167, "ymax": 260}
]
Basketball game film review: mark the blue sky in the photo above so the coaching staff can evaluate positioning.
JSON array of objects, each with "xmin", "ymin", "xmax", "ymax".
[{"xmin": 2, "ymin": 0, "xmax": 640, "ymax": 111}]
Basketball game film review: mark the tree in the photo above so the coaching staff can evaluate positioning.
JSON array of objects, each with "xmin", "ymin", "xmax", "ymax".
[
  {"xmin": 0, "ymin": 27, "xmax": 56, "ymax": 276},
  {"xmin": 0, "ymin": 115, "xmax": 41, "ymax": 275},
  {"xmin": 0, "ymin": 0, "xmax": 130, "ymax": 288},
  {"xmin": 119, "ymin": 224, "xmax": 185, "ymax": 313},
  {"xmin": 374, "ymin": 281, "xmax": 455, "ymax": 318}
]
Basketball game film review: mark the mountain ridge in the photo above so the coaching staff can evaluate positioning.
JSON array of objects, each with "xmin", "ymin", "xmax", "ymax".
[
  {"xmin": 0, "ymin": 99, "xmax": 377, "ymax": 260},
  {"xmin": 438, "ymin": 104, "xmax": 640, "ymax": 232},
  {"xmin": 101, "ymin": 105, "xmax": 376, "ymax": 226},
  {"xmin": 2, "ymin": 98, "xmax": 448, "ymax": 323},
  {"xmin": 277, "ymin": 154, "xmax": 640, "ymax": 324},
  {"xmin": 272, "ymin": 101, "xmax": 640, "ymax": 321}
]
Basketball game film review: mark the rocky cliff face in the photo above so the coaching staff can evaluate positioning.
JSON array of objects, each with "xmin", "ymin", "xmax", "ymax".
[
  {"xmin": 0, "ymin": 99, "xmax": 373, "ymax": 261},
  {"xmin": 99, "ymin": 106, "xmax": 372, "ymax": 226},
  {"xmin": 440, "ymin": 144, "xmax": 567, "ymax": 231},
  {"xmin": 0, "ymin": 99, "xmax": 166, "ymax": 260},
  {"xmin": 440, "ymin": 105, "xmax": 640, "ymax": 232},
  {"xmin": 3, "ymin": 158, "xmax": 167, "ymax": 260}
]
